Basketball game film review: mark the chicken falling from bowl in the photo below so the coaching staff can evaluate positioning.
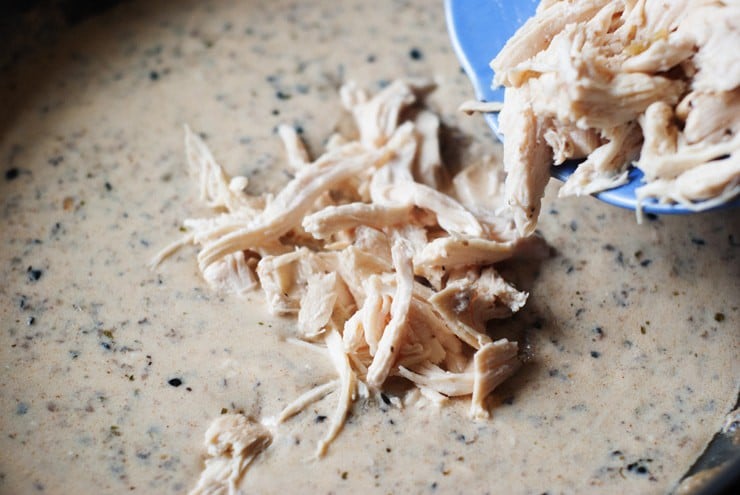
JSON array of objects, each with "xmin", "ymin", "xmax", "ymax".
[{"xmin": 489, "ymin": 0, "xmax": 740, "ymax": 232}]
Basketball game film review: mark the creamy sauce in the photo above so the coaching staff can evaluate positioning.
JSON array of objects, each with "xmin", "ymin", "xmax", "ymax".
[{"xmin": 0, "ymin": 1, "xmax": 738, "ymax": 494}]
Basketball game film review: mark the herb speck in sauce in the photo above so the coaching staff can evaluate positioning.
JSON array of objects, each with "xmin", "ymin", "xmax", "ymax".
[
  {"xmin": 409, "ymin": 47, "xmax": 423, "ymax": 60},
  {"xmin": 27, "ymin": 266, "xmax": 43, "ymax": 281},
  {"xmin": 5, "ymin": 168, "xmax": 19, "ymax": 181}
]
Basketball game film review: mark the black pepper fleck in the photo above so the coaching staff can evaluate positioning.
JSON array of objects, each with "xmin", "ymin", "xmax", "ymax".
[
  {"xmin": 27, "ymin": 266, "xmax": 43, "ymax": 281},
  {"xmin": 615, "ymin": 251, "xmax": 624, "ymax": 266},
  {"xmin": 5, "ymin": 168, "xmax": 19, "ymax": 181},
  {"xmin": 168, "ymin": 378, "xmax": 183, "ymax": 387},
  {"xmin": 590, "ymin": 351, "xmax": 601, "ymax": 358},
  {"xmin": 315, "ymin": 415, "xmax": 327, "ymax": 423},
  {"xmin": 104, "ymin": 181, "xmax": 113, "ymax": 191},
  {"xmin": 380, "ymin": 393, "xmax": 391, "ymax": 405},
  {"xmin": 714, "ymin": 312, "xmax": 725, "ymax": 322},
  {"xmin": 409, "ymin": 47, "xmax": 423, "ymax": 60},
  {"xmin": 626, "ymin": 459, "xmax": 652, "ymax": 475},
  {"xmin": 48, "ymin": 155, "xmax": 64, "ymax": 166},
  {"xmin": 149, "ymin": 70, "xmax": 159, "ymax": 81},
  {"xmin": 276, "ymin": 90, "xmax": 291, "ymax": 100},
  {"xmin": 691, "ymin": 237, "xmax": 706, "ymax": 246}
]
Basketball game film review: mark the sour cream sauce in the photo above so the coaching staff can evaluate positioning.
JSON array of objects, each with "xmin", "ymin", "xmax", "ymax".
[{"xmin": 0, "ymin": 1, "xmax": 737, "ymax": 494}]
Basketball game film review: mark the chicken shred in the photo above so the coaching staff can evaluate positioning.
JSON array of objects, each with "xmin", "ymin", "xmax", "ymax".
[
  {"xmin": 188, "ymin": 414, "xmax": 272, "ymax": 495},
  {"xmin": 202, "ymin": 251, "xmax": 260, "ymax": 296},
  {"xmin": 274, "ymin": 380, "xmax": 338, "ymax": 424},
  {"xmin": 478, "ymin": 0, "xmax": 740, "ymax": 226},
  {"xmin": 413, "ymin": 110, "xmax": 446, "ymax": 189},
  {"xmin": 155, "ymin": 81, "xmax": 544, "ymax": 479},
  {"xmin": 277, "ymin": 124, "xmax": 311, "ymax": 170},
  {"xmin": 298, "ymin": 272, "xmax": 340, "ymax": 339},
  {"xmin": 366, "ymin": 239, "xmax": 414, "ymax": 389},
  {"xmin": 316, "ymin": 330, "xmax": 357, "ymax": 457},
  {"xmin": 470, "ymin": 340, "xmax": 521, "ymax": 419},
  {"xmin": 396, "ymin": 338, "xmax": 520, "ymax": 408}
]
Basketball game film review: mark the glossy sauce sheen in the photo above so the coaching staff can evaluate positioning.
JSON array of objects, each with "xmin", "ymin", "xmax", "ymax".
[{"xmin": 0, "ymin": 1, "xmax": 738, "ymax": 494}]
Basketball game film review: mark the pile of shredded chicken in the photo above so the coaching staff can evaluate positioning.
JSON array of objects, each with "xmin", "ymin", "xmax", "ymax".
[
  {"xmin": 487, "ymin": 0, "xmax": 740, "ymax": 232},
  {"xmin": 154, "ymin": 80, "xmax": 548, "ymax": 467}
]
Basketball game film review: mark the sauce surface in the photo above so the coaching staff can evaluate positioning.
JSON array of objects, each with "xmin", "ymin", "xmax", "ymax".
[{"xmin": 0, "ymin": 1, "xmax": 738, "ymax": 494}]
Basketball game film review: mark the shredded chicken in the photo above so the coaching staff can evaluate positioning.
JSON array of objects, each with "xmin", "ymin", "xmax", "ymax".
[
  {"xmin": 458, "ymin": 100, "xmax": 504, "ymax": 115},
  {"xmin": 273, "ymin": 380, "xmax": 339, "ymax": 424},
  {"xmin": 189, "ymin": 414, "xmax": 272, "ymax": 495},
  {"xmin": 365, "ymin": 239, "xmax": 414, "ymax": 389},
  {"xmin": 480, "ymin": 0, "xmax": 740, "ymax": 227},
  {"xmin": 202, "ymin": 251, "xmax": 260, "ymax": 296},
  {"xmin": 396, "ymin": 337, "xmax": 519, "ymax": 416},
  {"xmin": 156, "ymin": 81, "xmax": 545, "ymax": 487}
]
